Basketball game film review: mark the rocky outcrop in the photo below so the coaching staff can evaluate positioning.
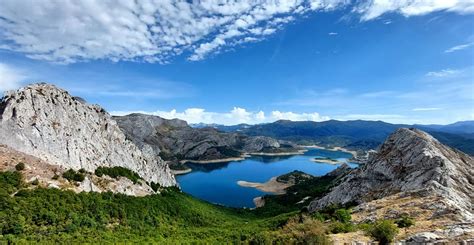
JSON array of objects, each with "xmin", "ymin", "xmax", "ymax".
[
  {"xmin": 308, "ymin": 128, "xmax": 473, "ymax": 221},
  {"xmin": 114, "ymin": 113, "xmax": 299, "ymax": 164},
  {"xmin": 0, "ymin": 83, "xmax": 176, "ymax": 187}
]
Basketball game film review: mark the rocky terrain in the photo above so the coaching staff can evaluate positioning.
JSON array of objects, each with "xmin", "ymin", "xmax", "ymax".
[
  {"xmin": 114, "ymin": 113, "xmax": 301, "ymax": 169},
  {"xmin": 0, "ymin": 144, "xmax": 155, "ymax": 196},
  {"xmin": 308, "ymin": 128, "xmax": 474, "ymax": 242},
  {"xmin": 0, "ymin": 83, "xmax": 176, "ymax": 192}
]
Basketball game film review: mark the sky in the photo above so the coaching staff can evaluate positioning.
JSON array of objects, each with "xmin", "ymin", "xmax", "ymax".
[{"xmin": 0, "ymin": 0, "xmax": 473, "ymax": 125}]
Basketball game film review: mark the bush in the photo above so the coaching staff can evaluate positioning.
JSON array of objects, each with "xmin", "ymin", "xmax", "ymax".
[
  {"xmin": 330, "ymin": 221, "xmax": 355, "ymax": 233},
  {"xmin": 150, "ymin": 182, "xmax": 161, "ymax": 192},
  {"xmin": 395, "ymin": 215, "xmax": 415, "ymax": 228},
  {"xmin": 367, "ymin": 220, "xmax": 399, "ymax": 244},
  {"xmin": 15, "ymin": 162, "xmax": 25, "ymax": 171},
  {"xmin": 95, "ymin": 166, "xmax": 141, "ymax": 184},
  {"xmin": 312, "ymin": 212, "xmax": 325, "ymax": 222},
  {"xmin": 62, "ymin": 169, "xmax": 85, "ymax": 182},
  {"xmin": 0, "ymin": 171, "xmax": 23, "ymax": 195},
  {"xmin": 333, "ymin": 208, "xmax": 352, "ymax": 223}
]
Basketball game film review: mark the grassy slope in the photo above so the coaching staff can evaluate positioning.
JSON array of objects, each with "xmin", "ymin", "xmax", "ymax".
[{"xmin": 0, "ymin": 171, "xmax": 304, "ymax": 243}]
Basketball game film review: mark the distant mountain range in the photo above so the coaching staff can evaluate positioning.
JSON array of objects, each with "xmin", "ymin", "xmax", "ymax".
[{"xmin": 192, "ymin": 120, "xmax": 474, "ymax": 155}]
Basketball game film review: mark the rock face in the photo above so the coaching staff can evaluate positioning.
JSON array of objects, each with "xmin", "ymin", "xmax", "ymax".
[
  {"xmin": 308, "ymin": 128, "xmax": 473, "ymax": 221},
  {"xmin": 114, "ymin": 113, "xmax": 296, "ymax": 163},
  {"xmin": 0, "ymin": 83, "xmax": 176, "ymax": 187}
]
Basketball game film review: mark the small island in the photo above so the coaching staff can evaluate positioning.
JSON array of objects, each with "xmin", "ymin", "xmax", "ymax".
[{"xmin": 310, "ymin": 157, "xmax": 343, "ymax": 165}]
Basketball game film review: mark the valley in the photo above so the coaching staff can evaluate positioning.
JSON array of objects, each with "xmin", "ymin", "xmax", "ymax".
[{"xmin": 0, "ymin": 84, "xmax": 472, "ymax": 243}]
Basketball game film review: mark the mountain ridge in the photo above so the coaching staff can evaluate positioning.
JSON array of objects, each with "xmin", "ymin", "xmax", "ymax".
[
  {"xmin": 210, "ymin": 119, "xmax": 474, "ymax": 155},
  {"xmin": 308, "ymin": 128, "xmax": 474, "ymax": 221},
  {"xmin": 0, "ymin": 83, "xmax": 176, "ymax": 189}
]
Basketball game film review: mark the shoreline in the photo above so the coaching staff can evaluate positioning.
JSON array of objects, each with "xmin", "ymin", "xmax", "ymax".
[
  {"xmin": 171, "ymin": 168, "xmax": 193, "ymax": 175},
  {"xmin": 248, "ymin": 149, "xmax": 307, "ymax": 156},
  {"xmin": 237, "ymin": 177, "xmax": 291, "ymax": 195},
  {"xmin": 300, "ymin": 144, "xmax": 358, "ymax": 157},
  {"xmin": 180, "ymin": 156, "xmax": 247, "ymax": 165}
]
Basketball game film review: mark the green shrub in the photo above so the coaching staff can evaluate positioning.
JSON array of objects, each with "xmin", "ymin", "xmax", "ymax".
[
  {"xmin": 333, "ymin": 208, "xmax": 352, "ymax": 223},
  {"xmin": 367, "ymin": 220, "xmax": 399, "ymax": 244},
  {"xmin": 150, "ymin": 182, "xmax": 161, "ymax": 192},
  {"xmin": 395, "ymin": 215, "xmax": 415, "ymax": 228},
  {"xmin": 62, "ymin": 169, "xmax": 85, "ymax": 182},
  {"xmin": 0, "ymin": 171, "xmax": 23, "ymax": 195},
  {"xmin": 15, "ymin": 162, "xmax": 25, "ymax": 171},
  {"xmin": 330, "ymin": 221, "xmax": 355, "ymax": 233},
  {"xmin": 95, "ymin": 167, "xmax": 141, "ymax": 184},
  {"xmin": 312, "ymin": 212, "xmax": 325, "ymax": 222}
]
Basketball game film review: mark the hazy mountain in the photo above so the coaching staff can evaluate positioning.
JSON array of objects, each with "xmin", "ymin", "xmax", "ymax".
[{"xmin": 213, "ymin": 120, "xmax": 474, "ymax": 155}]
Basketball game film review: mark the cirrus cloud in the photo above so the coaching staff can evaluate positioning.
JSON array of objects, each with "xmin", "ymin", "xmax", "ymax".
[{"xmin": 0, "ymin": 0, "xmax": 473, "ymax": 63}]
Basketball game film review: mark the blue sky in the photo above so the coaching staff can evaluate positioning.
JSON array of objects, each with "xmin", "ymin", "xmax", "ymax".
[{"xmin": 0, "ymin": 1, "xmax": 473, "ymax": 125}]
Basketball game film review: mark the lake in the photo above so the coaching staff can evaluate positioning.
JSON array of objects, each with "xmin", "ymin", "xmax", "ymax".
[{"xmin": 176, "ymin": 148, "xmax": 358, "ymax": 208}]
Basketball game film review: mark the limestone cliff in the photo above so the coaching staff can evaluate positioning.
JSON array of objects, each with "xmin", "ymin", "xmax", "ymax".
[
  {"xmin": 0, "ymin": 83, "xmax": 176, "ymax": 187},
  {"xmin": 114, "ymin": 113, "xmax": 299, "ymax": 164},
  {"xmin": 308, "ymin": 128, "xmax": 473, "ymax": 221}
]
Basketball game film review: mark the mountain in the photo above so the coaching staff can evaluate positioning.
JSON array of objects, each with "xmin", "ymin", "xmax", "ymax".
[
  {"xmin": 308, "ymin": 128, "xmax": 474, "ymax": 222},
  {"xmin": 0, "ymin": 83, "xmax": 176, "ymax": 189},
  {"xmin": 190, "ymin": 123, "xmax": 253, "ymax": 132},
  {"xmin": 114, "ymin": 113, "xmax": 301, "ymax": 169},
  {"xmin": 417, "ymin": 120, "xmax": 474, "ymax": 135},
  {"xmin": 221, "ymin": 120, "xmax": 474, "ymax": 155}
]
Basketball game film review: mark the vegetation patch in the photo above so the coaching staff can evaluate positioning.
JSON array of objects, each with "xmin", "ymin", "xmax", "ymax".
[
  {"xmin": 15, "ymin": 162, "xmax": 25, "ymax": 171},
  {"xmin": 62, "ymin": 169, "xmax": 85, "ymax": 182},
  {"xmin": 365, "ymin": 220, "xmax": 399, "ymax": 244},
  {"xmin": 95, "ymin": 166, "xmax": 141, "ymax": 184},
  {"xmin": 395, "ymin": 215, "xmax": 415, "ymax": 228}
]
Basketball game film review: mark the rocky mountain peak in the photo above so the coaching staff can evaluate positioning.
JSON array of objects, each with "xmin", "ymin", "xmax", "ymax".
[
  {"xmin": 309, "ymin": 128, "xmax": 473, "ymax": 221},
  {"xmin": 0, "ymin": 83, "xmax": 176, "ymax": 187}
]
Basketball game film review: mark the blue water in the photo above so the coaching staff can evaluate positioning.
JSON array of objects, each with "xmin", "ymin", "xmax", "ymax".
[{"xmin": 176, "ymin": 148, "xmax": 358, "ymax": 208}]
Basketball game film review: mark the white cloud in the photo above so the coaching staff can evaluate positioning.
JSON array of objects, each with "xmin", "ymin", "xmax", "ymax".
[
  {"xmin": 0, "ymin": 63, "xmax": 26, "ymax": 92},
  {"xmin": 111, "ymin": 107, "xmax": 329, "ymax": 125},
  {"xmin": 355, "ymin": 0, "xmax": 474, "ymax": 20},
  {"xmin": 412, "ymin": 107, "xmax": 441, "ymax": 111},
  {"xmin": 0, "ymin": 1, "xmax": 472, "ymax": 63},
  {"xmin": 445, "ymin": 42, "xmax": 474, "ymax": 53},
  {"xmin": 328, "ymin": 32, "xmax": 338, "ymax": 35},
  {"xmin": 426, "ymin": 69, "xmax": 461, "ymax": 77}
]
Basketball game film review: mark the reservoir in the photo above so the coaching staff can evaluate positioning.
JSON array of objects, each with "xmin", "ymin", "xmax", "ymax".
[{"xmin": 176, "ymin": 148, "xmax": 358, "ymax": 208}]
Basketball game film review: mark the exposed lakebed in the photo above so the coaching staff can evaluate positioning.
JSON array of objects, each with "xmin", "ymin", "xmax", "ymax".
[{"xmin": 176, "ymin": 148, "xmax": 358, "ymax": 208}]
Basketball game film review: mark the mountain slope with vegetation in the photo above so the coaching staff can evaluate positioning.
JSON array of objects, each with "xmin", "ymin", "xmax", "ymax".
[{"xmin": 229, "ymin": 120, "xmax": 474, "ymax": 155}]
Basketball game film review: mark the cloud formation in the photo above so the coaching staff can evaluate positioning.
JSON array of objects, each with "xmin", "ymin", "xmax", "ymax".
[
  {"xmin": 425, "ymin": 69, "xmax": 461, "ymax": 77},
  {"xmin": 412, "ymin": 107, "xmax": 441, "ymax": 111},
  {"xmin": 0, "ymin": 63, "xmax": 26, "ymax": 92},
  {"xmin": 111, "ymin": 107, "xmax": 329, "ymax": 125},
  {"xmin": 0, "ymin": 0, "xmax": 472, "ymax": 63},
  {"xmin": 444, "ymin": 42, "xmax": 474, "ymax": 53}
]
